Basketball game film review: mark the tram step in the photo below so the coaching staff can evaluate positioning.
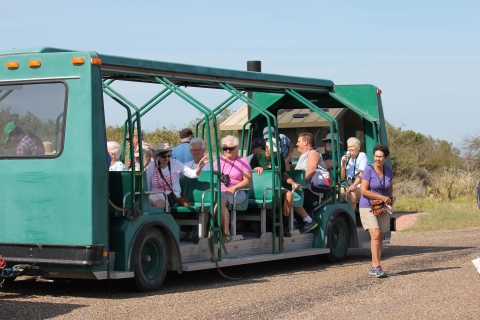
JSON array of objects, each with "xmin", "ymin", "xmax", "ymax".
[{"xmin": 181, "ymin": 247, "xmax": 330, "ymax": 271}]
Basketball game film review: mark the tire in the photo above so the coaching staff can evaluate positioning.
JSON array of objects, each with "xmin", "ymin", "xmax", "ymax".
[
  {"xmin": 127, "ymin": 228, "xmax": 168, "ymax": 292},
  {"xmin": 325, "ymin": 214, "xmax": 349, "ymax": 263}
]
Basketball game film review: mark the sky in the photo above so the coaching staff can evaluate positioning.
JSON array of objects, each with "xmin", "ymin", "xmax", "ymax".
[{"xmin": 2, "ymin": 0, "xmax": 479, "ymax": 147}]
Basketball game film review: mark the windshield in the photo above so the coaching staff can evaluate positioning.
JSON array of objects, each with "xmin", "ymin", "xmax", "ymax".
[{"xmin": 0, "ymin": 82, "xmax": 67, "ymax": 158}]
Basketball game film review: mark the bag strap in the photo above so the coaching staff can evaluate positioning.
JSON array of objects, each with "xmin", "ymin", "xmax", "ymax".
[{"xmin": 157, "ymin": 162, "xmax": 178, "ymax": 200}]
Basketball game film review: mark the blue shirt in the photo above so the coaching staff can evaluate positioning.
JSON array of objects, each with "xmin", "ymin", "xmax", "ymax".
[{"xmin": 171, "ymin": 141, "xmax": 193, "ymax": 164}]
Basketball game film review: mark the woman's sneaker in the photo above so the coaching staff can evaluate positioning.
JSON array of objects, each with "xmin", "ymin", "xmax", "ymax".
[{"xmin": 369, "ymin": 265, "xmax": 388, "ymax": 278}]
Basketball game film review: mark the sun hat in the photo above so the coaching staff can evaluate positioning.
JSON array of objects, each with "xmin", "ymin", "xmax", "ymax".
[
  {"xmin": 322, "ymin": 133, "xmax": 343, "ymax": 145},
  {"xmin": 134, "ymin": 145, "xmax": 152, "ymax": 157},
  {"xmin": 266, "ymin": 138, "xmax": 278, "ymax": 152},
  {"xmin": 153, "ymin": 142, "xmax": 173, "ymax": 157},
  {"xmin": 126, "ymin": 129, "xmax": 139, "ymax": 139},
  {"xmin": 4, "ymin": 121, "xmax": 17, "ymax": 143}
]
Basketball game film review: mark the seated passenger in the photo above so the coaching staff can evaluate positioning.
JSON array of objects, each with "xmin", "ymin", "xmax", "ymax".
[
  {"xmin": 293, "ymin": 132, "xmax": 323, "ymax": 233},
  {"xmin": 107, "ymin": 141, "xmax": 128, "ymax": 171},
  {"xmin": 126, "ymin": 129, "xmax": 154, "ymax": 168},
  {"xmin": 250, "ymin": 138, "xmax": 303, "ymax": 237},
  {"xmin": 213, "ymin": 135, "xmax": 252, "ymax": 243},
  {"xmin": 341, "ymin": 137, "xmax": 369, "ymax": 211},
  {"xmin": 245, "ymin": 138, "xmax": 266, "ymax": 162},
  {"xmin": 321, "ymin": 133, "xmax": 346, "ymax": 170},
  {"xmin": 263, "ymin": 127, "xmax": 293, "ymax": 168},
  {"xmin": 146, "ymin": 142, "xmax": 208, "ymax": 208},
  {"xmin": 4, "ymin": 121, "xmax": 45, "ymax": 156},
  {"xmin": 184, "ymin": 137, "xmax": 210, "ymax": 170},
  {"xmin": 132, "ymin": 146, "xmax": 153, "ymax": 171}
]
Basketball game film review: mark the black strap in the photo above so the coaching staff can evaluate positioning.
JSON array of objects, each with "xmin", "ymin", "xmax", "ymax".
[{"xmin": 157, "ymin": 162, "xmax": 178, "ymax": 200}]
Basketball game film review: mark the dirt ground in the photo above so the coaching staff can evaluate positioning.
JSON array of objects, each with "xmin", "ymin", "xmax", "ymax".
[{"xmin": 1, "ymin": 226, "xmax": 480, "ymax": 319}]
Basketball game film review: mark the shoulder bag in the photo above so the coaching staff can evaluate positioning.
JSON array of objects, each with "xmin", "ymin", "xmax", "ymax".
[{"xmin": 309, "ymin": 150, "xmax": 331, "ymax": 194}]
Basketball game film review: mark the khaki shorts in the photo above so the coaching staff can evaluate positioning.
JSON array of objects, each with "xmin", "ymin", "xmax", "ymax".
[{"xmin": 359, "ymin": 207, "xmax": 390, "ymax": 233}]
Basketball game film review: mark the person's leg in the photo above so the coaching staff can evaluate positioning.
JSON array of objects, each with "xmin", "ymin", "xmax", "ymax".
[
  {"xmin": 378, "ymin": 232, "xmax": 385, "ymax": 262},
  {"xmin": 220, "ymin": 197, "xmax": 230, "ymax": 236},
  {"xmin": 282, "ymin": 189, "xmax": 293, "ymax": 217},
  {"xmin": 150, "ymin": 194, "xmax": 166, "ymax": 208},
  {"xmin": 368, "ymin": 228, "xmax": 382, "ymax": 267}
]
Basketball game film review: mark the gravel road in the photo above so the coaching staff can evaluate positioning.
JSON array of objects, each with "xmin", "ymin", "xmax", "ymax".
[{"xmin": 2, "ymin": 227, "xmax": 480, "ymax": 319}]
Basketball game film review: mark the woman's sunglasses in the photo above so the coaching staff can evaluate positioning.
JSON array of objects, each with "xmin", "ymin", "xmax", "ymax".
[
  {"xmin": 160, "ymin": 154, "xmax": 171, "ymax": 159},
  {"xmin": 222, "ymin": 146, "xmax": 236, "ymax": 151}
]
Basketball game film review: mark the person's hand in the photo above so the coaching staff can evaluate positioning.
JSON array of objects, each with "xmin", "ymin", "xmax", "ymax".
[
  {"xmin": 341, "ymin": 155, "xmax": 348, "ymax": 165},
  {"xmin": 348, "ymin": 185, "xmax": 356, "ymax": 192},
  {"xmin": 291, "ymin": 181, "xmax": 300, "ymax": 190},
  {"xmin": 226, "ymin": 186, "xmax": 236, "ymax": 195},
  {"xmin": 383, "ymin": 195, "xmax": 391, "ymax": 205},
  {"xmin": 199, "ymin": 155, "xmax": 209, "ymax": 167},
  {"xmin": 254, "ymin": 167, "xmax": 264, "ymax": 175},
  {"xmin": 127, "ymin": 159, "xmax": 132, "ymax": 168}
]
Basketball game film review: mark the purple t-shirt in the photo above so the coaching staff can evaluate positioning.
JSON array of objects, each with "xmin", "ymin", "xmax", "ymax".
[
  {"xmin": 213, "ymin": 156, "xmax": 251, "ymax": 192},
  {"xmin": 359, "ymin": 165, "xmax": 393, "ymax": 208}
]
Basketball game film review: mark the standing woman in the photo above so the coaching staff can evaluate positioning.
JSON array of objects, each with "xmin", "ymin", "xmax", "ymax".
[
  {"xmin": 341, "ymin": 137, "xmax": 369, "ymax": 210},
  {"xmin": 359, "ymin": 144, "xmax": 393, "ymax": 278}
]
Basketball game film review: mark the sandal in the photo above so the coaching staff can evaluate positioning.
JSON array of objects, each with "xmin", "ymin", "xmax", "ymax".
[{"xmin": 224, "ymin": 233, "xmax": 232, "ymax": 243}]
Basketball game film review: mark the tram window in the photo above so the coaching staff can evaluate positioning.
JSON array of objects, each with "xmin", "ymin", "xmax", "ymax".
[{"xmin": 0, "ymin": 82, "xmax": 67, "ymax": 158}]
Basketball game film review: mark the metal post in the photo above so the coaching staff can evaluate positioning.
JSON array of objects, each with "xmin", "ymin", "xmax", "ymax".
[{"xmin": 246, "ymin": 60, "xmax": 261, "ymax": 119}]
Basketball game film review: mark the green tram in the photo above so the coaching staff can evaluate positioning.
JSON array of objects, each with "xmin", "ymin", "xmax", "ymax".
[{"xmin": 0, "ymin": 48, "xmax": 390, "ymax": 291}]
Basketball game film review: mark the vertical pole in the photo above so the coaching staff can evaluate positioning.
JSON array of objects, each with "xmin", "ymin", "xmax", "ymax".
[{"xmin": 246, "ymin": 60, "xmax": 261, "ymax": 120}]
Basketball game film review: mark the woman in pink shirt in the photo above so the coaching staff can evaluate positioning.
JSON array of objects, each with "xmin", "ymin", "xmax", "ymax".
[{"xmin": 213, "ymin": 135, "xmax": 252, "ymax": 242}]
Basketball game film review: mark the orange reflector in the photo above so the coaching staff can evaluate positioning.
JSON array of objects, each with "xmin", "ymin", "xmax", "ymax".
[
  {"xmin": 91, "ymin": 58, "xmax": 102, "ymax": 65},
  {"xmin": 29, "ymin": 60, "xmax": 41, "ymax": 67},
  {"xmin": 103, "ymin": 251, "xmax": 108, "ymax": 257},
  {"xmin": 7, "ymin": 62, "xmax": 19, "ymax": 69},
  {"xmin": 377, "ymin": 89, "xmax": 382, "ymax": 94},
  {"xmin": 72, "ymin": 57, "xmax": 85, "ymax": 65}
]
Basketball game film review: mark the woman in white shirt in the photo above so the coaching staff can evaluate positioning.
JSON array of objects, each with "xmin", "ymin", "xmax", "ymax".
[
  {"xmin": 146, "ymin": 142, "xmax": 208, "ymax": 207},
  {"xmin": 184, "ymin": 138, "xmax": 210, "ymax": 170},
  {"xmin": 341, "ymin": 137, "xmax": 369, "ymax": 211}
]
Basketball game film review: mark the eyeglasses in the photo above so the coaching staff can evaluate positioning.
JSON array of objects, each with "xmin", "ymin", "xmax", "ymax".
[
  {"xmin": 160, "ymin": 154, "xmax": 171, "ymax": 159},
  {"xmin": 222, "ymin": 146, "xmax": 237, "ymax": 151},
  {"xmin": 191, "ymin": 149, "xmax": 203, "ymax": 152}
]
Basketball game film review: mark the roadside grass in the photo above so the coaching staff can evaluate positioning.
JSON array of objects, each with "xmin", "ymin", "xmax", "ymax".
[{"xmin": 395, "ymin": 196, "xmax": 480, "ymax": 232}]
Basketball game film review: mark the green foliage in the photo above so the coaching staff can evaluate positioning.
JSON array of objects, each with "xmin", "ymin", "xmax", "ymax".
[
  {"xmin": 106, "ymin": 108, "xmax": 237, "ymax": 152},
  {"xmin": 395, "ymin": 197, "xmax": 480, "ymax": 232},
  {"xmin": 461, "ymin": 130, "xmax": 480, "ymax": 169},
  {"xmin": 387, "ymin": 121, "xmax": 462, "ymax": 179}
]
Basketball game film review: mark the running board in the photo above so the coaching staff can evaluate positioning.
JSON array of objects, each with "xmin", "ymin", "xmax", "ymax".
[
  {"xmin": 181, "ymin": 248, "xmax": 330, "ymax": 271},
  {"xmin": 93, "ymin": 271, "xmax": 134, "ymax": 280}
]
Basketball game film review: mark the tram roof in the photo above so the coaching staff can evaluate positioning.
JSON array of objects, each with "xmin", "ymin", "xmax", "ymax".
[{"xmin": 0, "ymin": 47, "xmax": 334, "ymax": 94}]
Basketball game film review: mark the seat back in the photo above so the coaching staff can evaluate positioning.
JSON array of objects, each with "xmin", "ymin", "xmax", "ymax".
[
  {"xmin": 248, "ymin": 170, "xmax": 280, "ymax": 206},
  {"xmin": 109, "ymin": 171, "xmax": 145, "ymax": 209},
  {"xmin": 180, "ymin": 170, "xmax": 214, "ymax": 204},
  {"xmin": 283, "ymin": 170, "xmax": 305, "ymax": 207}
]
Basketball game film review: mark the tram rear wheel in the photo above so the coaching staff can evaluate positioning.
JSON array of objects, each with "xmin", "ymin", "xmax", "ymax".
[
  {"xmin": 127, "ymin": 228, "xmax": 168, "ymax": 292},
  {"xmin": 325, "ymin": 215, "xmax": 349, "ymax": 263}
]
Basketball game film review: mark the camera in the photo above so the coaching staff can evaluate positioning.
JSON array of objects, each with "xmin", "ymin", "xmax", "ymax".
[
  {"xmin": 220, "ymin": 173, "xmax": 230, "ymax": 187},
  {"xmin": 346, "ymin": 177, "xmax": 354, "ymax": 187}
]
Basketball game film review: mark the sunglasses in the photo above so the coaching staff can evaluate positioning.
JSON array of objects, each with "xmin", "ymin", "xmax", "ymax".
[
  {"xmin": 160, "ymin": 154, "xmax": 172, "ymax": 159},
  {"xmin": 222, "ymin": 146, "xmax": 237, "ymax": 151}
]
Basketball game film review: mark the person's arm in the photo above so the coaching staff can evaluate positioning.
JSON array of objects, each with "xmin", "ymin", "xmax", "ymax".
[
  {"xmin": 282, "ymin": 172, "xmax": 300, "ymax": 190},
  {"xmin": 305, "ymin": 150, "xmax": 319, "ymax": 182},
  {"xmin": 226, "ymin": 171, "xmax": 252, "ymax": 195},
  {"xmin": 285, "ymin": 140, "xmax": 294, "ymax": 166},
  {"xmin": 193, "ymin": 156, "xmax": 209, "ymax": 177},
  {"xmin": 145, "ymin": 161, "xmax": 154, "ymax": 191}
]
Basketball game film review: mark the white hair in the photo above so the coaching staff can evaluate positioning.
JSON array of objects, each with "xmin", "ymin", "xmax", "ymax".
[
  {"xmin": 221, "ymin": 135, "xmax": 239, "ymax": 147},
  {"xmin": 107, "ymin": 141, "xmax": 122, "ymax": 161},
  {"xmin": 190, "ymin": 137, "xmax": 206, "ymax": 150},
  {"xmin": 347, "ymin": 137, "xmax": 361, "ymax": 148}
]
